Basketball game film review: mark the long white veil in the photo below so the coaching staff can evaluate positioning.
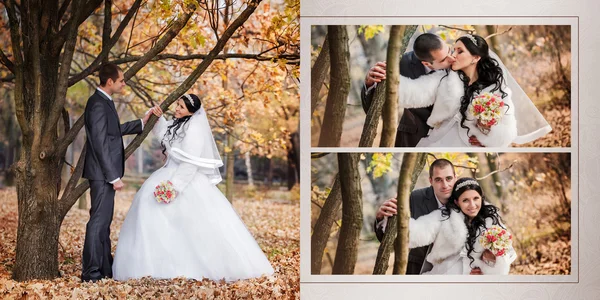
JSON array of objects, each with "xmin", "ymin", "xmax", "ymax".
[
  {"xmin": 405, "ymin": 28, "xmax": 552, "ymax": 144},
  {"xmin": 160, "ymin": 106, "xmax": 224, "ymax": 184}
]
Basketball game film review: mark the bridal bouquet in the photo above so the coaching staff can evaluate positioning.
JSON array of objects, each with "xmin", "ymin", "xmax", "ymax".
[
  {"xmin": 479, "ymin": 225, "xmax": 512, "ymax": 257},
  {"xmin": 470, "ymin": 92, "xmax": 505, "ymax": 134},
  {"xmin": 154, "ymin": 181, "xmax": 177, "ymax": 204}
]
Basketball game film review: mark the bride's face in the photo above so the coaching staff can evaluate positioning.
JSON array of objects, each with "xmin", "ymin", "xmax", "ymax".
[
  {"xmin": 174, "ymin": 99, "xmax": 192, "ymax": 119},
  {"xmin": 451, "ymin": 40, "xmax": 480, "ymax": 71},
  {"xmin": 454, "ymin": 189, "xmax": 482, "ymax": 219}
]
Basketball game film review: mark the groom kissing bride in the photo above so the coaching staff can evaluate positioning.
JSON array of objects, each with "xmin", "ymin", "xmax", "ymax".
[
  {"xmin": 361, "ymin": 31, "xmax": 552, "ymax": 148},
  {"xmin": 81, "ymin": 63, "xmax": 273, "ymax": 283}
]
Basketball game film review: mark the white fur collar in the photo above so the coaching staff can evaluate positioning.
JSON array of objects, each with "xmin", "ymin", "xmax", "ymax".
[{"xmin": 426, "ymin": 209, "xmax": 469, "ymax": 264}]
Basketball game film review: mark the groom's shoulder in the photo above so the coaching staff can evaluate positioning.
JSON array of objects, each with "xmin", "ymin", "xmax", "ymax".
[
  {"xmin": 400, "ymin": 51, "xmax": 416, "ymax": 64},
  {"xmin": 84, "ymin": 92, "xmax": 105, "ymax": 110},
  {"xmin": 411, "ymin": 186, "xmax": 431, "ymax": 199}
]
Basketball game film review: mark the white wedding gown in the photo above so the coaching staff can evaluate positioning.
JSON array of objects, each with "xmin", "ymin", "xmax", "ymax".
[{"xmin": 113, "ymin": 110, "xmax": 274, "ymax": 282}]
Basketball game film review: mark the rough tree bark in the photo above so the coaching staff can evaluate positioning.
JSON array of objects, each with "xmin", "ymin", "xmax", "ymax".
[
  {"xmin": 311, "ymin": 34, "xmax": 329, "ymax": 115},
  {"xmin": 361, "ymin": 25, "xmax": 417, "ymax": 148},
  {"xmin": 379, "ymin": 26, "xmax": 404, "ymax": 147},
  {"xmin": 373, "ymin": 152, "xmax": 426, "ymax": 274},
  {"xmin": 332, "ymin": 153, "xmax": 363, "ymax": 274},
  {"xmin": 311, "ymin": 174, "xmax": 342, "ymax": 274},
  {"xmin": 318, "ymin": 26, "xmax": 350, "ymax": 147},
  {"xmin": 3, "ymin": 0, "xmax": 263, "ymax": 281},
  {"xmin": 393, "ymin": 152, "xmax": 418, "ymax": 274}
]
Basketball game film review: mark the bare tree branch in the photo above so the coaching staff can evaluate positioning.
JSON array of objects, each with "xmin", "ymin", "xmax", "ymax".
[
  {"xmin": 57, "ymin": 0, "xmax": 72, "ymax": 25},
  {"xmin": 5, "ymin": 0, "xmax": 29, "ymax": 137},
  {"xmin": 311, "ymin": 152, "xmax": 330, "ymax": 159},
  {"xmin": 1, "ymin": 74, "xmax": 15, "ymax": 82},
  {"xmin": 485, "ymin": 26, "xmax": 513, "ymax": 40},
  {"xmin": 122, "ymin": 5, "xmax": 197, "ymax": 81},
  {"xmin": 439, "ymin": 25, "xmax": 475, "ymax": 34},
  {"xmin": 67, "ymin": 0, "xmax": 144, "ymax": 86},
  {"xmin": 112, "ymin": 52, "xmax": 299, "ymax": 65},
  {"xmin": 102, "ymin": 0, "xmax": 112, "ymax": 62},
  {"xmin": 46, "ymin": 0, "xmax": 82, "ymax": 148},
  {"xmin": 53, "ymin": 0, "xmax": 104, "ymax": 56},
  {"xmin": 476, "ymin": 160, "xmax": 515, "ymax": 180},
  {"xmin": 0, "ymin": 48, "xmax": 15, "ymax": 73}
]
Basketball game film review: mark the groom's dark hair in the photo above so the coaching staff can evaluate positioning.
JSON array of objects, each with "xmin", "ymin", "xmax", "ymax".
[
  {"xmin": 414, "ymin": 33, "xmax": 444, "ymax": 63},
  {"xmin": 99, "ymin": 63, "xmax": 122, "ymax": 86},
  {"xmin": 428, "ymin": 158, "xmax": 455, "ymax": 178}
]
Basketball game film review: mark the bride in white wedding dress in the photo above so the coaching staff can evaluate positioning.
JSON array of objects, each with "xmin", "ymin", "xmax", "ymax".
[{"xmin": 112, "ymin": 94, "xmax": 274, "ymax": 282}]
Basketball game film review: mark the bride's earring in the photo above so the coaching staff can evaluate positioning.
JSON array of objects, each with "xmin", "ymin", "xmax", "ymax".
[{"xmin": 470, "ymin": 60, "xmax": 476, "ymax": 65}]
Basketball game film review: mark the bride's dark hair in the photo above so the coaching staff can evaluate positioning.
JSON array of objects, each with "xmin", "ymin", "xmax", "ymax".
[
  {"xmin": 455, "ymin": 34, "xmax": 508, "ymax": 136},
  {"xmin": 441, "ymin": 177, "xmax": 504, "ymax": 268},
  {"xmin": 161, "ymin": 94, "xmax": 202, "ymax": 156}
]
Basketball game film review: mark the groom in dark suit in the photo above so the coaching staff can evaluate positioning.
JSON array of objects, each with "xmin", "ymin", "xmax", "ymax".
[
  {"xmin": 373, "ymin": 159, "xmax": 457, "ymax": 274},
  {"xmin": 360, "ymin": 33, "xmax": 456, "ymax": 147},
  {"xmin": 81, "ymin": 63, "xmax": 156, "ymax": 282}
]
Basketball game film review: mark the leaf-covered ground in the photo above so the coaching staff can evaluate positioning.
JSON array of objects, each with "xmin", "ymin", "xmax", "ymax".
[{"xmin": 0, "ymin": 187, "xmax": 299, "ymax": 299}]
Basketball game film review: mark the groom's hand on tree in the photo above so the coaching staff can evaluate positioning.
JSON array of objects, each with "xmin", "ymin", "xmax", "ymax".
[
  {"xmin": 113, "ymin": 179, "xmax": 125, "ymax": 191},
  {"xmin": 376, "ymin": 198, "xmax": 397, "ymax": 221},
  {"xmin": 365, "ymin": 61, "xmax": 387, "ymax": 88}
]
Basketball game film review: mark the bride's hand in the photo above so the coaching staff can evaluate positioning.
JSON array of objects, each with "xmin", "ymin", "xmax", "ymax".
[
  {"xmin": 469, "ymin": 136, "xmax": 484, "ymax": 147},
  {"xmin": 482, "ymin": 249, "xmax": 496, "ymax": 264}
]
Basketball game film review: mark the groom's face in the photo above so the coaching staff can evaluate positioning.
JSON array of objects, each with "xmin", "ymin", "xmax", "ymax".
[
  {"xmin": 429, "ymin": 166, "xmax": 456, "ymax": 203},
  {"xmin": 108, "ymin": 70, "xmax": 126, "ymax": 94},
  {"xmin": 424, "ymin": 43, "xmax": 455, "ymax": 70}
]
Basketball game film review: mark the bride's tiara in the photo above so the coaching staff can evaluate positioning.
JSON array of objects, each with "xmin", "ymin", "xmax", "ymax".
[
  {"xmin": 183, "ymin": 94, "xmax": 196, "ymax": 107},
  {"xmin": 454, "ymin": 179, "xmax": 479, "ymax": 191},
  {"xmin": 463, "ymin": 34, "xmax": 478, "ymax": 46}
]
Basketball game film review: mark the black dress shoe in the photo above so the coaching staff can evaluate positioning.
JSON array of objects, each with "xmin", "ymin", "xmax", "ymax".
[{"xmin": 81, "ymin": 277, "xmax": 101, "ymax": 283}]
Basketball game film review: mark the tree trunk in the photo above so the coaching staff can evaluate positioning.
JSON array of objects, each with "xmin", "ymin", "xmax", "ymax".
[
  {"xmin": 311, "ymin": 174, "xmax": 342, "ymax": 274},
  {"xmin": 373, "ymin": 152, "xmax": 426, "ymax": 274},
  {"xmin": 287, "ymin": 131, "xmax": 300, "ymax": 189},
  {"xmin": 359, "ymin": 83, "xmax": 386, "ymax": 147},
  {"xmin": 13, "ymin": 159, "xmax": 63, "ymax": 280},
  {"xmin": 332, "ymin": 153, "xmax": 363, "ymax": 274},
  {"xmin": 318, "ymin": 26, "xmax": 350, "ymax": 147},
  {"xmin": 470, "ymin": 153, "xmax": 500, "ymax": 207},
  {"xmin": 226, "ymin": 133, "xmax": 235, "ymax": 203},
  {"xmin": 245, "ymin": 151, "xmax": 254, "ymax": 187},
  {"xmin": 360, "ymin": 26, "xmax": 417, "ymax": 148},
  {"xmin": 311, "ymin": 34, "xmax": 330, "ymax": 115},
  {"xmin": 267, "ymin": 159, "xmax": 273, "ymax": 187},
  {"xmin": 393, "ymin": 152, "xmax": 418, "ymax": 274},
  {"xmin": 379, "ymin": 26, "xmax": 404, "ymax": 147}
]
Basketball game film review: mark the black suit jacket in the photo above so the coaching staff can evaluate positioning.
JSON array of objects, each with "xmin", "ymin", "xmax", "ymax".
[
  {"xmin": 361, "ymin": 51, "xmax": 434, "ymax": 147},
  {"xmin": 83, "ymin": 90, "xmax": 143, "ymax": 182},
  {"xmin": 373, "ymin": 186, "xmax": 439, "ymax": 274}
]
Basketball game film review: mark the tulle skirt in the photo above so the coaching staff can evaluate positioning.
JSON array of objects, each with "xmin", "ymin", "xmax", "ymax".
[{"xmin": 112, "ymin": 160, "xmax": 274, "ymax": 281}]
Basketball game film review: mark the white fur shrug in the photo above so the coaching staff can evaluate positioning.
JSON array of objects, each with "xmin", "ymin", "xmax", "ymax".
[
  {"xmin": 409, "ymin": 208, "xmax": 517, "ymax": 275},
  {"xmin": 399, "ymin": 70, "xmax": 518, "ymax": 147}
]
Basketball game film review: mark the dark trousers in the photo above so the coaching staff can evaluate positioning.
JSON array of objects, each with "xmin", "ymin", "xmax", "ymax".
[{"xmin": 81, "ymin": 180, "xmax": 115, "ymax": 281}]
